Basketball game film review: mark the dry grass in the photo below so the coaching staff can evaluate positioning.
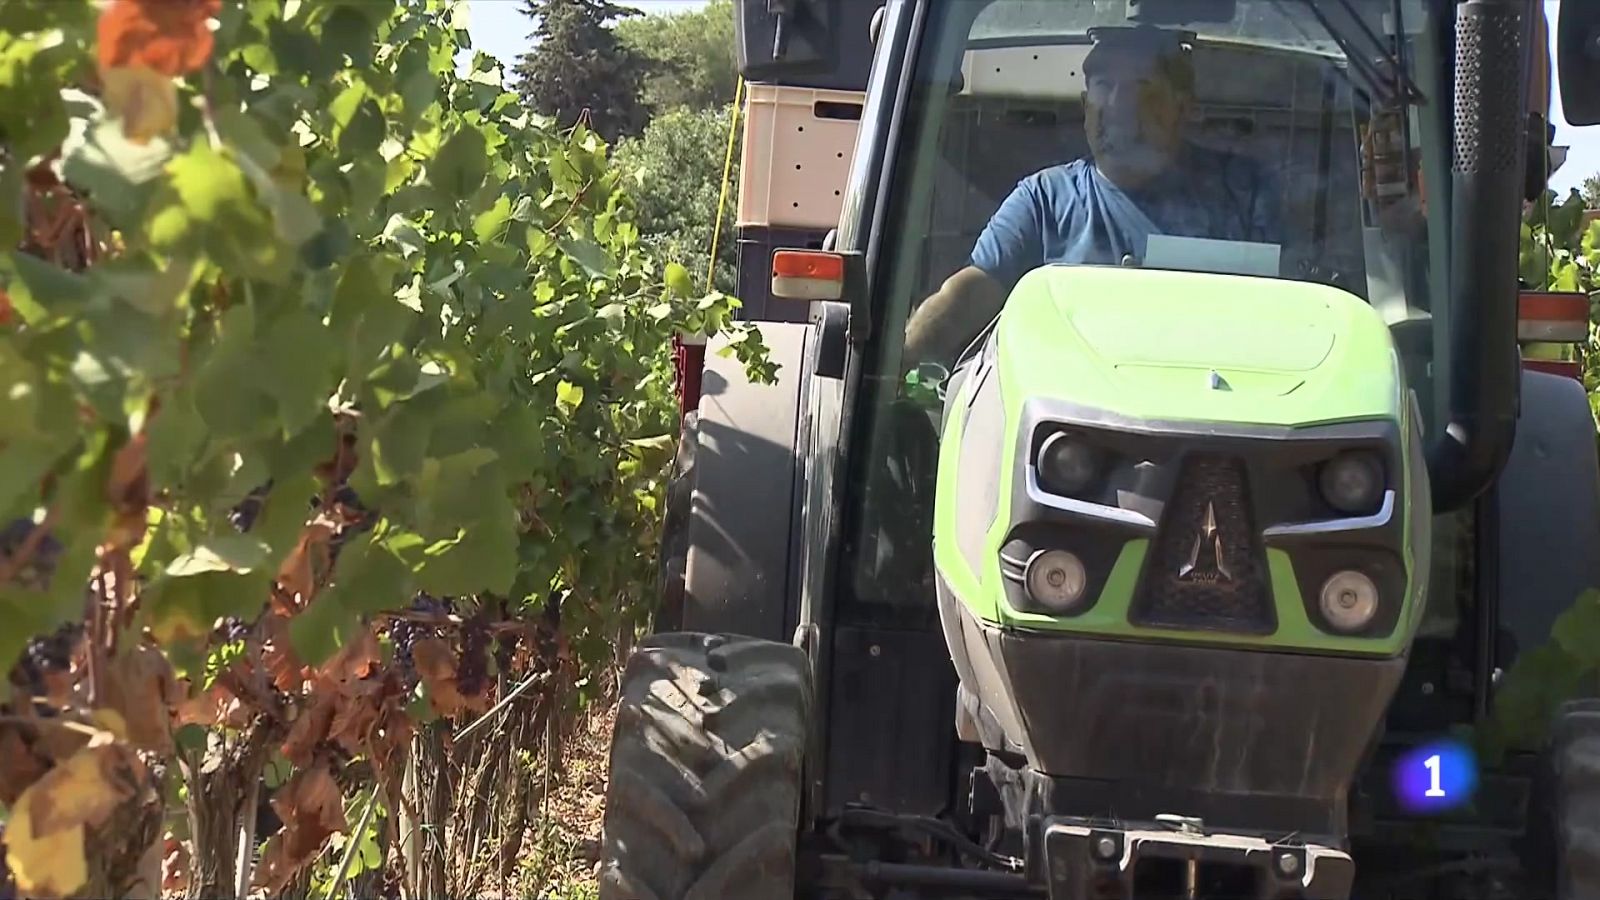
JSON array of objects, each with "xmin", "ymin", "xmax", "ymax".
[{"xmin": 506, "ymin": 688, "xmax": 619, "ymax": 900}]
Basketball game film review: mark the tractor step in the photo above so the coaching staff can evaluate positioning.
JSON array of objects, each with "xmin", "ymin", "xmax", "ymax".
[{"xmin": 1044, "ymin": 818, "xmax": 1354, "ymax": 900}]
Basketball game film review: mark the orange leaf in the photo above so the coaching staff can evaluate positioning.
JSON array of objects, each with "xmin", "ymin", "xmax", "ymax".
[
  {"xmin": 97, "ymin": 0, "xmax": 220, "ymax": 77},
  {"xmin": 98, "ymin": 65, "xmax": 178, "ymax": 146}
]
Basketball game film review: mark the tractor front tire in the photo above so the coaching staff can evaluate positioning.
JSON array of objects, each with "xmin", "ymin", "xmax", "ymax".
[
  {"xmin": 598, "ymin": 632, "xmax": 811, "ymax": 900},
  {"xmin": 1554, "ymin": 700, "xmax": 1600, "ymax": 900}
]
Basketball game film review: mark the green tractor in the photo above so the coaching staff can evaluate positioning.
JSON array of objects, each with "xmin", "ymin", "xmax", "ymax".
[{"xmin": 602, "ymin": 1, "xmax": 1600, "ymax": 897}]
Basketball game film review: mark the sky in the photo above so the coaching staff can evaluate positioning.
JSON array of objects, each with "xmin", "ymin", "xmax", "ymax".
[{"xmin": 464, "ymin": 0, "xmax": 1596, "ymax": 194}]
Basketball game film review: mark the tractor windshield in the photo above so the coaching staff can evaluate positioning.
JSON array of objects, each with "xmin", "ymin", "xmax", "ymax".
[{"xmin": 842, "ymin": 0, "xmax": 1457, "ymax": 619}]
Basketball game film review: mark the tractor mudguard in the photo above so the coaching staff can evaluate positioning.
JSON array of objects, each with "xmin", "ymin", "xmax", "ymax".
[
  {"xmin": 1492, "ymin": 370, "xmax": 1600, "ymax": 663},
  {"xmin": 680, "ymin": 321, "xmax": 812, "ymax": 644}
]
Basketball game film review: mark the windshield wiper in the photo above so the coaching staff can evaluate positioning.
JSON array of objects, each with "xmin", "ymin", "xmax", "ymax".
[{"xmin": 1297, "ymin": 0, "xmax": 1426, "ymax": 107}]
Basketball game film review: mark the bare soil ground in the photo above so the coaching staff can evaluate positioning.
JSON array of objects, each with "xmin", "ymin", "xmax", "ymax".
[{"xmin": 505, "ymin": 693, "xmax": 618, "ymax": 900}]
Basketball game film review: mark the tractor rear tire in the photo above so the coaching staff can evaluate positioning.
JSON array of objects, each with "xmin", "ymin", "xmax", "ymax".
[
  {"xmin": 598, "ymin": 632, "xmax": 811, "ymax": 900},
  {"xmin": 1554, "ymin": 699, "xmax": 1600, "ymax": 900}
]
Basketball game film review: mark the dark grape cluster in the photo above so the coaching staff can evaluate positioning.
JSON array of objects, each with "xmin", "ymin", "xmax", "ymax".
[
  {"xmin": 456, "ymin": 619, "xmax": 488, "ymax": 697},
  {"xmin": 387, "ymin": 593, "xmax": 448, "ymax": 692},
  {"xmin": 228, "ymin": 482, "xmax": 272, "ymax": 533},
  {"xmin": 214, "ymin": 616, "xmax": 252, "ymax": 643},
  {"xmin": 389, "ymin": 616, "xmax": 419, "ymax": 691},
  {"xmin": 493, "ymin": 630, "xmax": 519, "ymax": 676},
  {"xmin": 9, "ymin": 621, "xmax": 82, "ymax": 695},
  {"xmin": 325, "ymin": 485, "xmax": 379, "ymax": 570},
  {"xmin": 1, "ymin": 517, "xmax": 62, "ymax": 590}
]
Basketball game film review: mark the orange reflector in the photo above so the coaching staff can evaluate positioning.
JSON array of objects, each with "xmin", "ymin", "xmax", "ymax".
[
  {"xmin": 773, "ymin": 250, "xmax": 845, "ymax": 282},
  {"xmin": 1523, "ymin": 358, "xmax": 1583, "ymax": 380}
]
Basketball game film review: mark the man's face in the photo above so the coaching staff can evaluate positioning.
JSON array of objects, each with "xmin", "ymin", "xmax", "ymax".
[{"xmin": 1083, "ymin": 48, "xmax": 1190, "ymax": 187}]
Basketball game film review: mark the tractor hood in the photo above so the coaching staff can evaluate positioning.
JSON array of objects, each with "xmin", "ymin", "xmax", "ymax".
[{"xmin": 995, "ymin": 266, "xmax": 1402, "ymax": 428}]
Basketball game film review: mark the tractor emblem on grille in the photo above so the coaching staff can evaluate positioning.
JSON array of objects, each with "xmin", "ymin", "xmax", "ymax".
[{"xmin": 1178, "ymin": 502, "xmax": 1233, "ymax": 584}]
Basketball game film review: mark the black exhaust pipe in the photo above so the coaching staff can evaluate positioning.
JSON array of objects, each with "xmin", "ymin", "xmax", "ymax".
[{"xmin": 1427, "ymin": 0, "xmax": 1531, "ymax": 512}]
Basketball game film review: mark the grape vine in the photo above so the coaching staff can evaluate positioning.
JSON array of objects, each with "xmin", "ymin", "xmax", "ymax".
[{"xmin": 0, "ymin": 0, "xmax": 770, "ymax": 895}]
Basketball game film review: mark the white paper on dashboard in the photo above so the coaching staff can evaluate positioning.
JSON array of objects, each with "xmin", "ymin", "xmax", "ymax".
[{"xmin": 1143, "ymin": 235, "xmax": 1282, "ymax": 278}]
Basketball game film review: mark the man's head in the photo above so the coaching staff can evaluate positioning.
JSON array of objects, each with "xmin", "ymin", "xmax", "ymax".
[{"xmin": 1082, "ymin": 27, "xmax": 1195, "ymax": 187}]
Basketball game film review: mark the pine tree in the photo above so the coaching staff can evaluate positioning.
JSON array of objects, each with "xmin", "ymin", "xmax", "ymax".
[{"xmin": 512, "ymin": 0, "xmax": 652, "ymax": 143}]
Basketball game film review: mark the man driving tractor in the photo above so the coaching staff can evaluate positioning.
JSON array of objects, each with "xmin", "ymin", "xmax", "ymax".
[{"xmin": 902, "ymin": 25, "xmax": 1283, "ymax": 366}]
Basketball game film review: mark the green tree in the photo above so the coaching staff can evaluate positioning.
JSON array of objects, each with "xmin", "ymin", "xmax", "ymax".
[
  {"xmin": 1584, "ymin": 173, "xmax": 1600, "ymax": 210},
  {"xmin": 613, "ymin": 105, "xmax": 741, "ymax": 294},
  {"xmin": 616, "ymin": 0, "xmax": 738, "ymax": 114},
  {"xmin": 512, "ymin": 0, "xmax": 652, "ymax": 142}
]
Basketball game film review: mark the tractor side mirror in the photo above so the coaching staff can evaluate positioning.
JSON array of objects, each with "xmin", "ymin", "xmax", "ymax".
[{"xmin": 1557, "ymin": 0, "xmax": 1600, "ymax": 125}]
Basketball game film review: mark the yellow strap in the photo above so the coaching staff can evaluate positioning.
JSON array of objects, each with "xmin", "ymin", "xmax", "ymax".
[{"xmin": 706, "ymin": 76, "xmax": 745, "ymax": 293}]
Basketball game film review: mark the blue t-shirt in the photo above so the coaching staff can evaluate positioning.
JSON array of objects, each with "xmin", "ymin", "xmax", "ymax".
[{"xmin": 969, "ymin": 143, "xmax": 1282, "ymax": 292}]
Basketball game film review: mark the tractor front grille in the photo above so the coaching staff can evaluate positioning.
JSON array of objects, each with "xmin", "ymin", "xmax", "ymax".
[{"xmin": 1130, "ymin": 454, "xmax": 1274, "ymax": 634}]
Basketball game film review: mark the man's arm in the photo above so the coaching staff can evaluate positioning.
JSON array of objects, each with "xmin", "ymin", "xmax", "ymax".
[
  {"xmin": 902, "ymin": 265, "xmax": 1007, "ymax": 367},
  {"xmin": 901, "ymin": 175, "xmax": 1046, "ymax": 367}
]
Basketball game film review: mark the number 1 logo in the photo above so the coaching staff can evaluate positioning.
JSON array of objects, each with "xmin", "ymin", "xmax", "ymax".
[{"xmin": 1424, "ymin": 753, "xmax": 1446, "ymax": 798}]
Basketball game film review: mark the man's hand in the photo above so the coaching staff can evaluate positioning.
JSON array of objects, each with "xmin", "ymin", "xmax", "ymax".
[{"xmin": 902, "ymin": 266, "xmax": 1006, "ymax": 370}]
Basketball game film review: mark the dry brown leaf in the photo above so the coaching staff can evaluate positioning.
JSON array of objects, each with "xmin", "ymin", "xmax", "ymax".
[
  {"xmin": 273, "ymin": 520, "xmax": 334, "ymax": 613},
  {"xmin": 0, "ymin": 726, "xmax": 48, "ymax": 806},
  {"xmin": 412, "ymin": 637, "xmax": 473, "ymax": 718},
  {"xmin": 368, "ymin": 704, "xmax": 413, "ymax": 793},
  {"xmin": 98, "ymin": 65, "xmax": 177, "ymax": 146},
  {"xmin": 32, "ymin": 719, "xmax": 92, "ymax": 765},
  {"xmin": 37, "ymin": 666, "xmax": 79, "ymax": 708},
  {"xmin": 318, "ymin": 623, "xmax": 379, "ymax": 683},
  {"xmin": 326, "ymin": 679, "xmax": 382, "ymax": 754},
  {"xmin": 174, "ymin": 679, "xmax": 245, "ymax": 729},
  {"xmin": 5, "ymin": 739, "xmax": 149, "ymax": 896},
  {"xmin": 100, "ymin": 643, "xmax": 180, "ymax": 753},
  {"xmin": 281, "ymin": 692, "xmax": 335, "ymax": 767},
  {"xmin": 23, "ymin": 741, "xmax": 143, "ymax": 836},
  {"xmin": 261, "ymin": 614, "xmax": 308, "ymax": 692},
  {"xmin": 255, "ymin": 763, "xmax": 346, "ymax": 893}
]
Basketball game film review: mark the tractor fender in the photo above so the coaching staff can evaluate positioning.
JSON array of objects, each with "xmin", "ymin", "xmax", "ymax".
[
  {"xmin": 680, "ymin": 321, "xmax": 812, "ymax": 643},
  {"xmin": 1493, "ymin": 370, "xmax": 1600, "ymax": 663}
]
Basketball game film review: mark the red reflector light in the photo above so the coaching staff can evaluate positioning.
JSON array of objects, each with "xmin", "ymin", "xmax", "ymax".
[
  {"xmin": 1518, "ymin": 291, "xmax": 1590, "ymax": 343},
  {"xmin": 1523, "ymin": 358, "xmax": 1583, "ymax": 380},
  {"xmin": 1520, "ymin": 291, "xmax": 1590, "ymax": 323},
  {"xmin": 772, "ymin": 250, "xmax": 844, "ymax": 282}
]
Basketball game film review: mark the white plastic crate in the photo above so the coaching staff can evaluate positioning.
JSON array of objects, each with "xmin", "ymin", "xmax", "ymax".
[{"xmin": 737, "ymin": 83, "xmax": 865, "ymax": 231}]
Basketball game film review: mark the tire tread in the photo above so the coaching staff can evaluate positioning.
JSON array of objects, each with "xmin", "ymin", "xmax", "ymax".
[{"xmin": 599, "ymin": 634, "xmax": 810, "ymax": 900}]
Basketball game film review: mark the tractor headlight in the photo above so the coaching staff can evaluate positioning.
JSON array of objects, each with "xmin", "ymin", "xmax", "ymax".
[
  {"xmin": 1319, "ymin": 450, "xmax": 1385, "ymax": 515},
  {"xmin": 1024, "ymin": 549, "xmax": 1089, "ymax": 613},
  {"xmin": 1318, "ymin": 569, "xmax": 1380, "ymax": 633},
  {"xmin": 1038, "ymin": 432, "xmax": 1101, "ymax": 496}
]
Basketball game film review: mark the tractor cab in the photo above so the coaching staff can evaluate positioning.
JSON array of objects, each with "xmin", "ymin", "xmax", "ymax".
[{"xmin": 603, "ymin": 2, "xmax": 1600, "ymax": 899}]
